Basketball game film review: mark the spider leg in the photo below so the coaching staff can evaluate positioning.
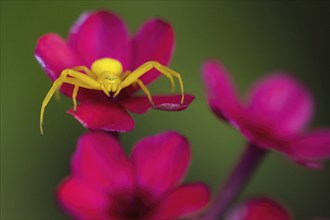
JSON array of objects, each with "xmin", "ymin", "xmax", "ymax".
[
  {"xmin": 135, "ymin": 79, "xmax": 155, "ymax": 106},
  {"xmin": 112, "ymin": 70, "xmax": 133, "ymax": 98},
  {"xmin": 40, "ymin": 69, "xmax": 101, "ymax": 135},
  {"xmin": 64, "ymin": 77, "xmax": 95, "ymax": 89},
  {"xmin": 121, "ymin": 70, "xmax": 131, "ymax": 80},
  {"xmin": 123, "ymin": 62, "xmax": 175, "ymax": 92},
  {"xmin": 72, "ymin": 85, "xmax": 79, "ymax": 112},
  {"xmin": 101, "ymin": 84, "xmax": 110, "ymax": 97},
  {"xmin": 154, "ymin": 64, "xmax": 184, "ymax": 104},
  {"xmin": 113, "ymin": 84, "xmax": 122, "ymax": 98},
  {"xmin": 122, "ymin": 61, "xmax": 183, "ymax": 104},
  {"xmin": 72, "ymin": 66, "xmax": 96, "ymax": 79},
  {"xmin": 63, "ymin": 78, "xmax": 95, "ymax": 112},
  {"xmin": 55, "ymin": 88, "xmax": 61, "ymax": 102},
  {"xmin": 62, "ymin": 69, "xmax": 101, "ymax": 87},
  {"xmin": 54, "ymin": 69, "xmax": 92, "ymax": 102},
  {"xmin": 121, "ymin": 70, "xmax": 138, "ymax": 89},
  {"xmin": 54, "ymin": 68, "xmax": 94, "ymax": 103}
]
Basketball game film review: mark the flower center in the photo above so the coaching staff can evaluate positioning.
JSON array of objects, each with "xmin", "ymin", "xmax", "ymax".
[{"xmin": 111, "ymin": 189, "xmax": 155, "ymax": 219}]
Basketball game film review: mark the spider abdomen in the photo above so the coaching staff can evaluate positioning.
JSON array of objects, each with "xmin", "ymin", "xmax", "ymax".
[{"xmin": 91, "ymin": 58, "xmax": 123, "ymax": 76}]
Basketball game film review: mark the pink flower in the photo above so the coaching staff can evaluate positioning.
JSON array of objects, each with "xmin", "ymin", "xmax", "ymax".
[
  {"xmin": 225, "ymin": 197, "xmax": 292, "ymax": 220},
  {"xmin": 57, "ymin": 131, "xmax": 210, "ymax": 219},
  {"xmin": 202, "ymin": 60, "xmax": 330, "ymax": 169},
  {"xmin": 35, "ymin": 11, "xmax": 194, "ymax": 132}
]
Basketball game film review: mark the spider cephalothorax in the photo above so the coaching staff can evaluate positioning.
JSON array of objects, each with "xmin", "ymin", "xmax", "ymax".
[{"xmin": 40, "ymin": 58, "xmax": 184, "ymax": 134}]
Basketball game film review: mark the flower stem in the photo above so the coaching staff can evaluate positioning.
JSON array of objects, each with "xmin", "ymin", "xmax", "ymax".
[{"xmin": 204, "ymin": 142, "xmax": 267, "ymax": 220}]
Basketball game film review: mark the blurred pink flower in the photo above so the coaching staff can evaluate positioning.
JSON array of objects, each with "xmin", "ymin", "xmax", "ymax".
[
  {"xmin": 57, "ymin": 131, "xmax": 210, "ymax": 219},
  {"xmin": 202, "ymin": 60, "xmax": 330, "ymax": 169},
  {"xmin": 35, "ymin": 11, "xmax": 194, "ymax": 132},
  {"xmin": 225, "ymin": 197, "xmax": 292, "ymax": 220}
]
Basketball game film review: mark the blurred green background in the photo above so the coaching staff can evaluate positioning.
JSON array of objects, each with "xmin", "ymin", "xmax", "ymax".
[{"xmin": 1, "ymin": 1, "xmax": 329, "ymax": 219}]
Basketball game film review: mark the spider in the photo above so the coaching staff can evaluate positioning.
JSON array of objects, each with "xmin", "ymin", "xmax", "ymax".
[{"xmin": 40, "ymin": 58, "xmax": 184, "ymax": 134}]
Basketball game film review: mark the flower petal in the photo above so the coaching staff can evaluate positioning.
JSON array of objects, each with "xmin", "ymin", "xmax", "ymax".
[
  {"xmin": 119, "ymin": 94, "xmax": 195, "ymax": 114},
  {"xmin": 125, "ymin": 19, "xmax": 174, "ymax": 94},
  {"xmin": 71, "ymin": 131, "xmax": 134, "ymax": 193},
  {"xmin": 247, "ymin": 74, "xmax": 314, "ymax": 134},
  {"xmin": 202, "ymin": 60, "xmax": 242, "ymax": 123},
  {"xmin": 35, "ymin": 33, "xmax": 81, "ymax": 81},
  {"xmin": 225, "ymin": 197, "xmax": 292, "ymax": 220},
  {"xmin": 153, "ymin": 183, "xmax": 210, "ymax": 219},
  {"xmin": 57, "ymin": 177, "xmax": 109, "ymax": 220},
  {"xmin": 68, "ymin": 11, "xmax": 131, "ymax": 69},
  {"xmin": 35, "ymin": 33, "xmax": 106, "ymax": 101},
  {"xmin": 290, "ymin": 129, "xmax": 330, "ymax": 163},
  {"xmin": 131, "ymin": 132, "xmax": 190, "ymax": 199},
  {"xmin": 68, "ymin": 101, "xmax": 134, "ymax": 132}
]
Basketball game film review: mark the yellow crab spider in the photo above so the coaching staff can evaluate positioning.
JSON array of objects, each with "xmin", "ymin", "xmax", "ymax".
[{"xmin": 40, "ymin": 58, "xmax": 185, "ymax": 135}]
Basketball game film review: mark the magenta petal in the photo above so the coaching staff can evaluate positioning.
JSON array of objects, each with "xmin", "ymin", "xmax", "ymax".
[
  {"xmin": 153, "ymin": 183, "xmax": 210, "ymax": 219},
  {"xmin": 225, "ymin": 197, "xmax": 292, "ymax": 220},
  {"xmin": 247, "ymin": 74, "xmax": 314, "ymax": 134},
  {"xmin": 68, "ymin": 11, "xmax": 131, "ymax": 69},
  {"xmin": 57, "ymin": 178, "xmax": 108, "ymax": 220},
  {"xmin": 68, "ymin": 101, "xmax": 134, "ymax": 132},
  {"xmin": 71, "ymin": 131, "xmax": 134, "ymax": 193},
  {"xmin": 131, "ymin": 132, "xmax": 190, "ymax": 199},
  {"xmin": 294, "ymin": 160, "xmax": 324, "ymax": 170},
  {"xmin": 202, "ymin": 60, "xmax": 242, "ymax": 123},
  {"xmin": 126, "ymin": 19, "xmax": 174, "ymax": 94},
  {"xmin": 35, "ymin": 33, "xmax": 106, "ymax": 101},
  {"xmin": 35, "ymin": 33, "xmax": 81, "ymax": 81},
  {"xmin": 119, "ymin": 94, "xmax": 195, "ymax": 114},
  {"xmin": 288, "ymin": 129, "xmax": 330, "ymax": 165}
]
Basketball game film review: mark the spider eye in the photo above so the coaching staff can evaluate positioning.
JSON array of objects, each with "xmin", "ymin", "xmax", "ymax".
[{"xmin": 103, "ymin": 75, "xmax": 118, "ymax": 81}]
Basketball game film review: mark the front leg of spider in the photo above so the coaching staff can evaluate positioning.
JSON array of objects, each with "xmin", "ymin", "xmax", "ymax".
[
  {"xmin": 40, "ymin": 69, "xmax": 101, "ymax": 135},
  {"xmin": 122, "ymin": 61, "xmax": 185, "ymax": 104},
  {"xmin": 72, "ymin": 66, "xmax": 95, "ymax": 78}
]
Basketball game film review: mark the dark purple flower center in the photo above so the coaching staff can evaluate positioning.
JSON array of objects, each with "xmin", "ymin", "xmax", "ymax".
[{"xmin": 111, "ymin": 189, "xmax": 156, "ymax": 220}]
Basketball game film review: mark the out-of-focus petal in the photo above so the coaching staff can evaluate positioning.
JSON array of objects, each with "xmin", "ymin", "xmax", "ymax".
[
  {"xmin": 225, "ymin": 197, "xmax": 292, "ymax": 220},
  {"xmin": 35, "ymin": 33, "xmax": 81, "ymax": 81},
  {"xmin": 152, "ymin": 183, "xmax": 210, "ymax": 219},
  {"xmin": 131, "ymin": 132, "xmax": 190, "ymax": 199},
  {"xmin": 233, "ymin": 113, "xmax": 287, "ymax": 151},
  {"xmin": 294, "ymin": 160, "xmax": 324, "ymax": 170},
  {"xmin": 119, "ymin": 94, "xmax": 195, "ymax": 114},
  {"xmin": 288, "ymin": 129, "xmax": 330, "ymax": 169},
  {"xmin": 57, "ymin": 178, "xmax": 109, "ymax": 220},
  {"xmin": 68, "ymin": 11, "xmax": 131, "ymax": 69},
  {"xmin": 126, "ymin": 19, "xmax": 174, "ymax": 94},
  {"xmin": 68, "ymin": 101, "xmax": 134, "ymax": 132},
  {"xmin": 247, "ymin": 74, "xmax": 314, "ymax": 134},
  {"xmin": 71, "ymin": 131, "xmax": 134, "ymax": 193},
  {"xmin": 202, "ymin": 60, "xmax": 242, "ymax": 123}
]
